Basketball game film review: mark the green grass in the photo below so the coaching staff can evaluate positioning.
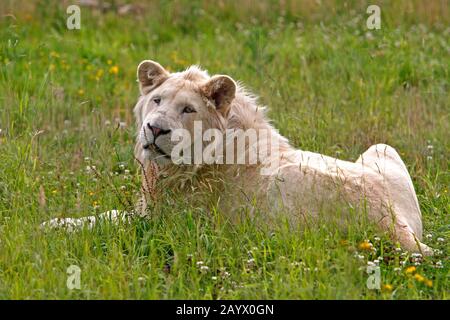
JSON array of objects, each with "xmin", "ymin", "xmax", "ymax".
[{"xmin": 0, "ymin": 0, "xmax": 448, "ymax": 299}]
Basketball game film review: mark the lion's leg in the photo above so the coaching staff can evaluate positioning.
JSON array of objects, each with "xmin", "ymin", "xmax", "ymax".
[{"xmin": 40, "ymin": 210, "xmax": 133, "ymax": 232}]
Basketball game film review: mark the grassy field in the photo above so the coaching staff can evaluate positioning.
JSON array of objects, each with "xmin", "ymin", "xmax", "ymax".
[{"xmin": 0, "ymin": 0, "xmax": 448, "ymax": 299}]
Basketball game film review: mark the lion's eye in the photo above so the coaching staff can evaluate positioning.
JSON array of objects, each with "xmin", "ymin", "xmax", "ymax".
[
  {"xmin": 182, "ymin": 106, "xmax": 196, "ymax": 114},
  {"xmin": 153, "ymin": 97, "xmax": 161, "ymax": 105}
]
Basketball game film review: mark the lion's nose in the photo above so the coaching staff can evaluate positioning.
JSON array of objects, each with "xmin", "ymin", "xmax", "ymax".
[{"xmin": 146, "ymin": 123, "xmax": 171, "ymax": 139}]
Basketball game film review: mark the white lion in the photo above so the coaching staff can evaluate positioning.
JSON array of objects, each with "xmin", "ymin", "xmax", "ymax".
[{"xmin": 43, "ymin": 60, "xmax": 432, "ymax": 255}]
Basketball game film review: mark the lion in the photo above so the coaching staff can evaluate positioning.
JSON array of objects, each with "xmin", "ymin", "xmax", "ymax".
[{"xmin": 42, "ymin": 60, "xmax": 432, "ymax": 255}]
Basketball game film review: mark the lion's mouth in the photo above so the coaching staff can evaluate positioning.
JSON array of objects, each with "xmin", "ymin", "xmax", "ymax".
[{"xmin": 143, "ymin": 142, "xmax": 171, "ymax": 159}]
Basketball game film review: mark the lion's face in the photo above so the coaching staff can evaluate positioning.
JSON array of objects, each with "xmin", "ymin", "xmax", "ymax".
[{"xmin": 134, "ymin": 60, "xmax": 236, "ymax": 165}]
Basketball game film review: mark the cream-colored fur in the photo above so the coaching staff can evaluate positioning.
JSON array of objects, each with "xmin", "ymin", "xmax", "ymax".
[{"xmin": 43, "ymin": 60, "xmax": 432, "ymax": 255}]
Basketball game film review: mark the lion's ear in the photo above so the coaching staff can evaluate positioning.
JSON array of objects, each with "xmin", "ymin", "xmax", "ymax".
[
  {"xmin": 202, "ymin": 75, "xmax": 236, "ymax": 112},
  {"xmin": 137, "ymin": 60, "xmax": 169, "ymax": 94}
]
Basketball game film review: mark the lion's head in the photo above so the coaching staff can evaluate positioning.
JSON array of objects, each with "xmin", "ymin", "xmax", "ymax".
[{"xmin": 133, "ymin": 60, "xmax": 237, "ymax": 166}]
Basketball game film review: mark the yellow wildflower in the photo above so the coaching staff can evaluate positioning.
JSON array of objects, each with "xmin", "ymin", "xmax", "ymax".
[
  {"xmin": 358, "ymin": 241, "xmax": 372, "ymax": 251},
  {"xmin": 78, "ymin": 89, "xmax": 84, "ymax": 96},
  {"xmin": 405, "ymin": 266, "xmax": 416, "ymax": 274},
  {"xmin": 425, "ymin": 279, "xmax": 433, "ymax": 287},
  {"xmin": 382, "ymin": 284, "xmax": 393, "ymax": 292},
  {"xmin": 413, "ymin": 274, "xmax": 425, "ymax": 282},
  {"xmin": 109, "ymin": 65, "xmax": 119, "ymax": 75}
]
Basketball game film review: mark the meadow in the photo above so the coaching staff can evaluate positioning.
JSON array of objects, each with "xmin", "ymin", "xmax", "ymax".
[{"xmin": 0, "ymin": 0, "xmax": 448, "ymax": 299}]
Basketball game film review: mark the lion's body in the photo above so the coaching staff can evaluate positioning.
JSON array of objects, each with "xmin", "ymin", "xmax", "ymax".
[{"xmin": 43, "ymin": 61, "xmax": 432, "ymax": 255}]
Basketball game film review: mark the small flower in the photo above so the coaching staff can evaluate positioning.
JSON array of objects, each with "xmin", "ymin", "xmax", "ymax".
[
  {"xmin": 109, "ymin": 65, "xmax": 119, "ymax": 75},
  {"xmin": 290, "ymin": 261, "xmax": 302, "ymax": 267},
  {"xmin": 393, "ymin": 267, "xmax": 401, "ymax": 273},
  {"xmin": 78, "ymin": 89, "xmax": 84, "ymax": 96},
  {"xmin": 437, "ymin": 237, "xmax": 445, "ymax": 243},
  {"xmin": 413, "ymin": 274, "xmax": 425, "ymax": 282},
  {"xmin": 200, "ymin": 265, "xmax": 209, "ymax": 273},
  {"xmin": 382, "ymin": 284, "xmax": 393, "ymax": 292},
  {"xmin": 435, "ymin": 261, "xmax": 443, "ymax": 269},
  {"xmin": 96, "ymin": 69, "xmax": 104, "ymax": 78},
  {"xmin": 405, "ymin": 266, "xmax": 416, "ymax": 274},
  {"xmin": 211, "ymin": 276, "xmax": 217, "ymax": 281},
  {"xmin": 373, "ymin": 236, "xmax": 380, "ymax": 242},
  {"xmin": 358, "ymin": 241, "xmax": 373, "ymax": 251},
  {"xmin": 196, "ymin": 261, "xmax": 204, "ymax": 267},
  {"xmin": 425, "ymin": 234, "xmax": 433, "ymax": 240},
  {"xmin": 425, "ymin": 279, "xmax": 433, "ymax": 287}
]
